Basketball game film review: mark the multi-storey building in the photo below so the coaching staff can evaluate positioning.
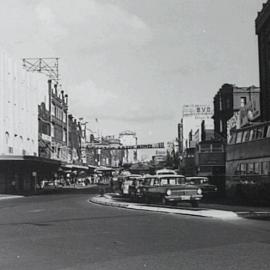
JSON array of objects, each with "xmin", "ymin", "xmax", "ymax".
[
  {"xmin": 0, "ymin": 49, "xmax": 60, "ymax": 193},
  {"xmin": 256, "ymin": 1, "xmax": 270, "ymax": 121},
  {"xmin": 49, "ymin": 81, "xmax": 69, "ymax": 162},
  {"xmin": 68, "ymin": 115, "xmax": 82, "ymax": 165},
  {"xmin": 213, "ymin": 84, "xmax": 260, "ymax": 140}
]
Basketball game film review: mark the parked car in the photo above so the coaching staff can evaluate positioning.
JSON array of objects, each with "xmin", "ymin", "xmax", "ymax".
[
  {"xmin": 185, "ymin": 177, "xmax": 218, "ymax": 197},
  {"xmin": 140, "ymin": 174, "xmax": 203, "ymax": 207}
]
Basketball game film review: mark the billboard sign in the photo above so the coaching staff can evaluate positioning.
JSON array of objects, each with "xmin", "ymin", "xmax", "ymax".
[{"xmin": 183, "ymin": 104, "xmax": 213, "ymax": 117}]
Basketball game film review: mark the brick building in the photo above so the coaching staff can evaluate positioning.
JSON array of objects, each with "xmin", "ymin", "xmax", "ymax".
[{"xmin": 213, "ymin": 84, "xmax": 260, "ymax": 140}]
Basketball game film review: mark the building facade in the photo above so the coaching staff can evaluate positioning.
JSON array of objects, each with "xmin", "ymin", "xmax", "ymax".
[
  {"xmin": 49, "ymin": 82, "xmax": 69, "ymax": 162},
  {"xmin": 256, "ymin": 1, "xmax": 270, "ymax": 121},
  {"xmin": 0, "ymin": 49, "xmax": 60, "ymax": 194},
  {"xmin": 213, "ymin": 84, "xmax": 260, "ymax": 140},
  {"xmin": 0, "ymin": 50, "xmax": 42, "ymax": 157},
  {"xmin": 119, "ymin": 130, "xmax": 137, "ymax": 164}
]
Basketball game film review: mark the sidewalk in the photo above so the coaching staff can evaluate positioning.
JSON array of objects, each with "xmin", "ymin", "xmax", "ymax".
[{"xmin": 0, "ymin": 194, "xmax": 23, "ymax": 200}]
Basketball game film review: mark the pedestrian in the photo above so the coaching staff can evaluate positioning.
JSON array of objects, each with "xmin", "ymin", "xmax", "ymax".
[{"xmin": 11, "ymin": 180, "xmax": 17, "ymax": 194}]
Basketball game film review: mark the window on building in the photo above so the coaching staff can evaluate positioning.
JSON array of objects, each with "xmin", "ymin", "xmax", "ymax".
[
  {"xmin": 51, "ymin": 103, "xmax": 55, "ymax": 116},
  {"xmin": 51, "ymin": 124, "xmax": 55, "ymax": 137},
  {"xmin": 247, "ymin": 163, "xmax": 254, "ymax": 174},
  {"xmin": 266, "ymin": 125, "xmax": 270, "ymax": 138},
  {"xmin": 63, "ymin": 131, "xmax": 66, "ymax": 142},
  {"xmin": 256, "ymin": 127, "xmax": 264, "ymax": 140},
  {"xmin": 240, "ymin": 97, "xmax": 247, "ymax": 108},
  {"xmin": 262, "ymin": 161, "xmax": 269, "ymax": 175},
  {"xmin": 252, "ymin": 128, "xmax": 257, "ymax": 140},
  {"xmin": 229, "ymin": 133, "xmax": 236, "ymax": 144},
  {"xmin": 226, "ymin": 98, "xmax": 230, "ymax": 109},
  {"xmin": 220, "ymin": 120, "xmax": 223, "ymax": 133},
  {"xmin": 254, "ymin": 162, "xmax": 260, "ymax": 174},
  {"xmin": 243, "ymin": 130, "xmax": 250, "ymax": 142},
  {"xmin": 249, "ymin": 129, "xmax": 254, "ymax": 141},
  {"xmin": 219, "ymin": 96, "xmax": 222, "ymax": 111},
  {"xmin": 240, "ymin": 163, "xmax": 247, "ymax": 175},
  {"xmin": 63, "ymin": 112, "xmax": 67, "ymax": 123},
  {"xmin": 236, "ymin": 131, "xmax": 243, "ymax": 144}
]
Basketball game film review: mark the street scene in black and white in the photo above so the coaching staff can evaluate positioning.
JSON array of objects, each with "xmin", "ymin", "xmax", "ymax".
[{"xmin": 1, "ymin": 0, "xmax": 270, "ymax": 269}]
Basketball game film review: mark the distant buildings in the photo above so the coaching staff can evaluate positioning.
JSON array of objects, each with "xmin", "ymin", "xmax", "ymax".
[
  {"xmin": 119, "ymin": 130, "xmax": 137, "ymax": 164},
  {"xmin": 181, "ymin": 104, "xmax": 213, "ymax": 149}
]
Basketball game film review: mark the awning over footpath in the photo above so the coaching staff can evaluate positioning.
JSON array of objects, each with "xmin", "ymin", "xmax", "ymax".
[
  {"xmin": 95, "ymin": 166, "xmax": 115, "ymax": 172},
  {"xmin": 0, "ymin": 155, "xmax": 61, "ymax": 168},
  {"xmin": 61, "ymin": 163, "xmax": 89, "ymax": 170}
]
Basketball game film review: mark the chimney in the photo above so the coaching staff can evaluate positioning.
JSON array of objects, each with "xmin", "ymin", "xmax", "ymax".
[{"xmin": 65, "ymin": 94, "xmax": 68, "ymax": 106}]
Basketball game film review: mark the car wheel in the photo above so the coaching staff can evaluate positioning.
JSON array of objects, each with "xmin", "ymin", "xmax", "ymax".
[{"xmin": 191, "ymin": 201, "xmax": 199, "ymax": 208}]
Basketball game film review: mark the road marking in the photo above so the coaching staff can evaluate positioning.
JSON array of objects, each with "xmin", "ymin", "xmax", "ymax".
[{"xmin": 28, "ymin": 209, "xmax": 45, "ymax": 213}]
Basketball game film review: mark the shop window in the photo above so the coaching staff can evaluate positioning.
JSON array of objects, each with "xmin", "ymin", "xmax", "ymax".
[
  {"xmin": 254, "ymin": 162, "xmax": 260, "ymax": 174},
  {"xmin": 261, "ymin": 162, "xmax": 269, "ymax": 175},
  {"xmin": 240, "ymin": 163, "xmax": 247, "ymax": 175},
  {"xmin": 247, "ymin": 163, "xmax": 254, "ymax": 174}
]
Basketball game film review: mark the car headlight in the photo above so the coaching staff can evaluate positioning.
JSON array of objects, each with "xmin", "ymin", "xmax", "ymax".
[
  {"xmin": 197, "ymin": 188, "xmax": 202, "ymax": 195},
  {"xmin": 166, "ymin": 189, "xmax": 172, "ymax": 196}
]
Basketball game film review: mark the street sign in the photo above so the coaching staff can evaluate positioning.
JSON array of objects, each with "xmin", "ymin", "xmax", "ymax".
[{"xmin": 86, "ymin": 142, "xmax": 164, "ymax": 150}]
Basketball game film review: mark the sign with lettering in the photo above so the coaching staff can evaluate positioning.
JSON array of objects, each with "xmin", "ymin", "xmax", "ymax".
[{"xmin": 183, "ymin": 104, "xmax": 213, "ymax": 117}]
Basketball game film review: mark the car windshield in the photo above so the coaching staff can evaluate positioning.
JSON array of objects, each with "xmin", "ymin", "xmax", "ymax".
[
  {"xmin": 160, "ymin": 177, "xmax": 185, "ymax": 186},
  {"xmin": 143, "ymin": 178, "xmax": 156, "ymax": 185}
]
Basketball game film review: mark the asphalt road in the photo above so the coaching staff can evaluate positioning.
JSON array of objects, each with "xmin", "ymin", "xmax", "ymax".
[{"xmin": 0, "ymin": 187, "xmax": 270, "ymax": 270}]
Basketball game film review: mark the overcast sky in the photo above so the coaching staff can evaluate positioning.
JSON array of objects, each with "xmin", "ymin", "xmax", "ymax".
[{"xmin": 0, "ymin": 0, "xmax": 266, "ymax": 143}]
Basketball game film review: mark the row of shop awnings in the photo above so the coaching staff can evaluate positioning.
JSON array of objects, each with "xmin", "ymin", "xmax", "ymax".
[{"xmin": 0, "ymin": 155, "xmax": 115, "ymax": 173}]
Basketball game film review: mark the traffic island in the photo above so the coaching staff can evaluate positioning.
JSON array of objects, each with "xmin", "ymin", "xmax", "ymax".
[{"xmin": 89, "ymin": 194, "xmax": 240, "ymax": 220}]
